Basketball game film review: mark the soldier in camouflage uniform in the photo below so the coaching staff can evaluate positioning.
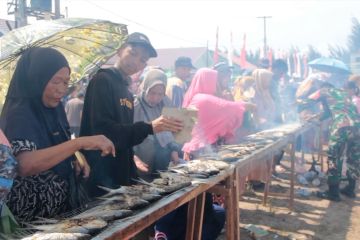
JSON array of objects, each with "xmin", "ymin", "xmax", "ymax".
[{"xmin": 299, "ymin": 82, "xmax": 360, "ymax": 201}]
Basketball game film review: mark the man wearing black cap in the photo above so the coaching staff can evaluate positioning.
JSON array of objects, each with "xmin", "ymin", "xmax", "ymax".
[
  {"xmin": 166, "ymin": 56, "xmax": 195, "ymax": 108},
  {"xmin": 80, "ymin": 32, "xmax": 183, "ymax": 197},
  {"xmin": 213, "ymin": 62, "xmax": 234, "ymax": 100}
]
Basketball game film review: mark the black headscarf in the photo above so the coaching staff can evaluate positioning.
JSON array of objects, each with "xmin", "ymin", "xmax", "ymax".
[{"xmin": 0, "ymin": 47, "xmax": 73, "ymax": 178}]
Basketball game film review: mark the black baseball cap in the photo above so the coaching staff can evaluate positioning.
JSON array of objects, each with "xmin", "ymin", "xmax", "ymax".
[
  {"xmin": 125, "ymin": 32, "xmax": 157, "ymax": 58},
  {"xmin": 213, "ymin": 62, "xmax": 233, "ymax": 73},
  {"xmin": 175, "ymin": 56, "xmax": 196, "ymax": 69}
]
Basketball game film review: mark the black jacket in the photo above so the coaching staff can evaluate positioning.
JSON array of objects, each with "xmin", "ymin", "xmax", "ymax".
[{"xmin": 80, "ymin": 67, "xmax": 153, "ymax": 197}]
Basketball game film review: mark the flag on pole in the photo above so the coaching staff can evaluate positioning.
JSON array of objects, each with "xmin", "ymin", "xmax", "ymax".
[
  {"xmin": 213, "ymin": 26, "xmax": 219, "ymax": 64},
  {"xmin": 286, "ymin": 51, "xmax": 292, "ymax": 76},
  {"xmin": 239, "ymin": 33, "xmax": 247, "ymax": 68},
  {"xmin": 296, "ymin": 52, "xmax": 302, "ymax": 77},
  {"xmin": 268, "ymin": 48, "xmax": 273, "ymax": 67},
  {"xmin": 293, "ymin": 51, "xmax": 298, "ymax": 77},
  {"xmin": 227, "ymin": 31, "xmax": 233, "ymax": 66},
  {"xmin": 302, "ymin": 54, "xmax": 308, "ymax": 79}
]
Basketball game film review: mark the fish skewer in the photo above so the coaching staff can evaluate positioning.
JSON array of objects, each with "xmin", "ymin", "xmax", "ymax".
[
  {"xmin": 27, "ymin": 217, "xmax": 107, "ymax": 234},
  {"xmin": 98, "ymin": 194, "xmax": 149, "ymax": 209},
  {"xmin": 21, "ymin": 232, "xmax": 91, "ymax": 240},
  {"xmin": 72, "ymin": 205, "xmax": 132, "ymax": 221},
  {"xmin": 98, "ymin": 185, "xmax": 162, "ymax": 201}
]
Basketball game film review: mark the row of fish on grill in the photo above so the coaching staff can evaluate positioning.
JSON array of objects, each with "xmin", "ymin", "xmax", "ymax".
[
  {"xmin": 165, "ymin": 125, "xmax": 300, "ymax": 177},
  {"xmin": 170, "ymin": 159, "xmax": 230, "ymax": 178},
  {"xmin": 19, "ymin": 124, "xmax": 300, "ymax": 239},
  {"xmin": 19, "ymin": 158, "xmax": 235, "ymax": 239},
  {"xmin": 18, "ymin": 172, "xmax": 192, "ymax": 240},
  {"xmin": 214, "ymin": 124, "xmax": 301, "ymax": 163}
]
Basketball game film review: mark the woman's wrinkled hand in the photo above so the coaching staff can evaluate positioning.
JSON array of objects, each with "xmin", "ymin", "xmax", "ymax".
[
  {"xmin": 151, "ymin": 116, "xmax": 183, "ymax": 133},
  {"xmin": 74, "ymin": 152, "xmax": 91, "ymax": 178},
  {"xmin": 76, "ymin": 135, "xmax": 115, "ymax": 157},
  {"xmin": 134, "ymin": 155, "xmax": 149, "ymax": 172}
]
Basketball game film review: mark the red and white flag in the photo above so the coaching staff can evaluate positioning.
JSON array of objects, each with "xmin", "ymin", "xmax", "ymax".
[
  {"xmin": 268, "ymin": 48, "xmax": 273, "ymax": 67},
  {"xmin": 227, "ymin": 31, "xmax": 233, "ymax": 66},
  {"xmin": 213, "ymin": 26, "xmax": 219, "ymax": 64},
  {"xmin": 239, "ymin": 33, "xmax": 247, "ymax": 68},
  {"xmin": 302, "ymin": 54, "xmax": 308, "ymax": 79}
]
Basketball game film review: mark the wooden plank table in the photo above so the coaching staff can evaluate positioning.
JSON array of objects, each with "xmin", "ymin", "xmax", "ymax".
[
  {"xmin": 93, "ymin": 122, "xmax": 320, "ymax": 240},
  {"xmin": 92, "ymin": 166, "xmax": 235, "ymax": 240}
]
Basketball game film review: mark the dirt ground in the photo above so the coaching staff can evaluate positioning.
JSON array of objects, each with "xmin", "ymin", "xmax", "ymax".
[{"xmin": 218, "ymin": 151, "xmax": 360, "ymax": 240}]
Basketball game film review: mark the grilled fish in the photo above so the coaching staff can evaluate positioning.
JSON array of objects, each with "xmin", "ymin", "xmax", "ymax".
[
  {"xmin": 99, "ymin": 185, "xmax": 165, "ymax": 196},
  {"xmin": 21, "ymin": 232, "xmax": 91, "ymax": 240},
  {"xmin": 98, "ymin": 186, "xmax": 162, "ymax": 201},
  {"xmin": 73, "ymin": 205, "xmax": 132, "ymax": 221},
  {"xmin": 29, "ymin": 217, "xmax": 107, "ymax": 234},
  {"xmin": 137, "ymin": 172, "xmax": 192, "ymax": 194},
  {"xmin": 172, "ymin": 159, "xmax": 229, "ymax": 177},
  {"xmin": 99, "ymin": 194, "xmax": 149, "ymax": 209},
  {"xmin": 200, "ymin": 160, "xmax": 229, "ymax": 170}
]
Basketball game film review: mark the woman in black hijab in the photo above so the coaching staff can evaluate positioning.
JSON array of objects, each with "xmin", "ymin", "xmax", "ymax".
[{"xmin": 0, "ymin": 47, "xmax": 115, "ymax": 222}]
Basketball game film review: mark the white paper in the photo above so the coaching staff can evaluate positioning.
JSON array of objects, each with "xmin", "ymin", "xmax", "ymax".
[{"xmin": 161, "ymin": 107, "xmax": 198, "ymax": 144}]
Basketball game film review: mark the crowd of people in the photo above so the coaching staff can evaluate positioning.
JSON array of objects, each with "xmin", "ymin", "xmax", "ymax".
[{"xmin": 0, "ymin": 30, "xmax": 359, "ymax": 240}]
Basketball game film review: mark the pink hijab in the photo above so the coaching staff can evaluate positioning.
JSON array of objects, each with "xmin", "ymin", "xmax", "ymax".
[
  {"xmin": 182, "ymin": 69, "xmax": 246, "ymax": 153},
  {"xmin": 182, "ymin": 68, "xmax": 218, "ymax": 107}
]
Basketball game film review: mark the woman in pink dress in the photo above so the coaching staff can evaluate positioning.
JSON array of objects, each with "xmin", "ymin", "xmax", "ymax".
[{"xmin": 182, "ymin": 68, "xmax": 254, "ymax": 160}]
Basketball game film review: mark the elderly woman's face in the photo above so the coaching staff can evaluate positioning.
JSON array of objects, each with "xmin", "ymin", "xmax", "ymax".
[
  {"xmin": 145, "ymin": 84, "xmax": 165, "ymax": 107},
  {"xmin": 42, "ymin": 67, "xmax": 70, "ymax": 108}
]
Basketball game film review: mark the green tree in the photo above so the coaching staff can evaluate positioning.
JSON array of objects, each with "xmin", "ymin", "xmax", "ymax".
[
  {"xmin": 307, "ymin": 45, "xmax": 322, "ymax": 62},
  {"xmin": 348, "ymin": 17, "xmax": 360, "ymax": 52},
  {"xmin": 328, "ymin": 44, "xmax": 350, "ymax": 64}
]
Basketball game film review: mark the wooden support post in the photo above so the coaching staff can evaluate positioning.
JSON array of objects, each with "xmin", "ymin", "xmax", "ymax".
[
  {"xmin": 263, "ymin": 154, "xmax": 274, "ymax": 206},
  {"xmin": 233, "ymin": 168, "xmax": 240, "ymax": 240},
  {"xmin": 318, "ymin": 122, "xmax": 324, "ymax": 172},
  {"xmin": 193, "ymin": 193, "xmax": 206, "ymax": 240},
  {"xmin": 186, "ymin": 198, "xmax": 197, "ymax": 240},
  {"xmin": 289, "ymin": 138, "xmax": 296, "ymax": 210},
  {"xmin": 225, "ymin": 174, "xmax": 235, "ymax": 240}
]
